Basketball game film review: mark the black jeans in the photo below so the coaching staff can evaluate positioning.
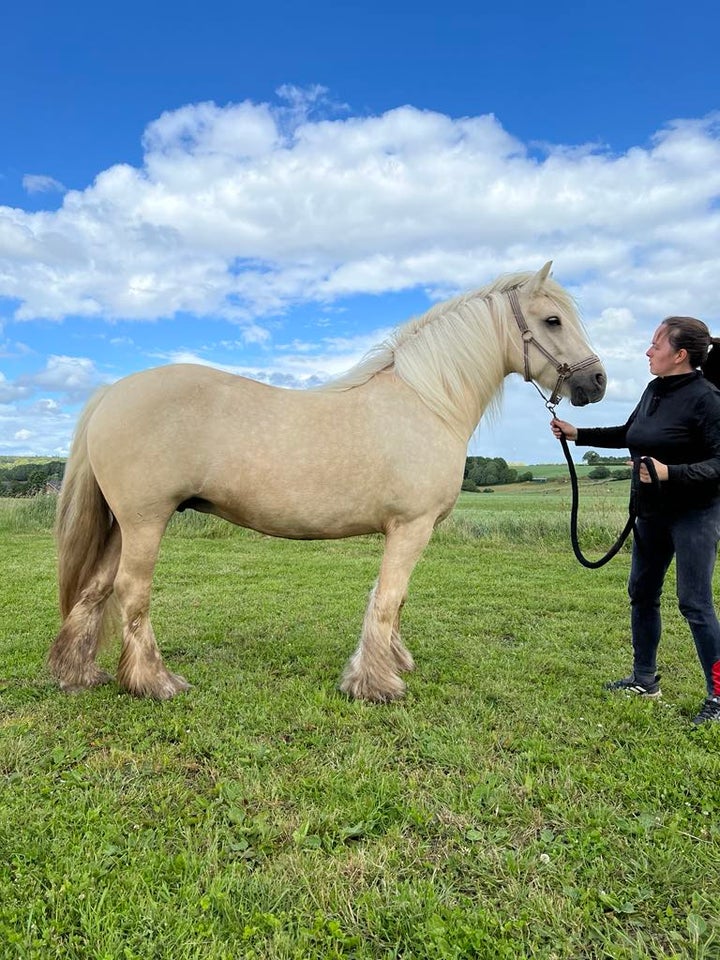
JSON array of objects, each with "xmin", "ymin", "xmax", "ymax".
[{"xmin": 629, "ymin": 502, "xmax": 720, "ymax": 696}]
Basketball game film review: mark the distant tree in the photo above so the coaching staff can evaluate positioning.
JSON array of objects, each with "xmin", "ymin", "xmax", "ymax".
[
  {"xmin": 27, "ymin": 469, "xmax": 47, "ymax": 494},
  {"xmin": 582, "ymin": 451, "xmax": 600, "ymax": 465},
  {"xmin": 588, "ymin": 465, "xmax": 611, "ymax": 480},
  {"xmin": 465, "ymin": 456, "xmax": 518, "ymax": 487},
  {"xmin": 480, "ymin": 462, "xmax": 502, "ymax": 486}
]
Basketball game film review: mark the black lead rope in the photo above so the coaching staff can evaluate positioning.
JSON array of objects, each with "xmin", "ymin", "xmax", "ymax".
[{"xmin": 557, "ymin": 433, "xmax": 659, "ymax": 569}]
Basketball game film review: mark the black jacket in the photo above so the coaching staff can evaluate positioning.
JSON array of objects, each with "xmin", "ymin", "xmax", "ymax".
[{"xmin": 575, "ymin": 372, "xmax": 720, "ymax": 515}]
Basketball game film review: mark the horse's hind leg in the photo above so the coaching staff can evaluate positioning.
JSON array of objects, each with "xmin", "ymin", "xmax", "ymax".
[
  {"xmin": 114, "ymin": 521, "xmax": 190, "ymax": 700},
  {"xmin": 48, "ymin": 524, "xmax": 121, "ymax": 692},
  {"xmin": 340, "ymin": 518, "xmax": 433, "ymax": 702}
]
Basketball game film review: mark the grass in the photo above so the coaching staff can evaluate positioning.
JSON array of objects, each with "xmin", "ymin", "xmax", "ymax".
[
  {"xmin": 448, "ymin": 483, "xmax": 634, "ymax": 552},
  {"xmin": 1, "ymin": 489, "xmax": 719, "ymax": 958}
]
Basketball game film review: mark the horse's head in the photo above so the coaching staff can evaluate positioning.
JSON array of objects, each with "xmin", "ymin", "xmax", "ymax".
[{"xmin": 508, "ymin": 262, "xmax": 606, "ymax": 407}]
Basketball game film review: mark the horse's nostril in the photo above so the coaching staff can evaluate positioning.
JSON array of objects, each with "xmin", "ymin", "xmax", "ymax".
[{"xmin": 595, "ymin": 372, "xmax": 607, "ymax": 388}]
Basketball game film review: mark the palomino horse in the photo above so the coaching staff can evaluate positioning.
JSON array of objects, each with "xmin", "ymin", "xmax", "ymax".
[{"xmin": 49, "ymin": 262, "xmax": 606, "ymax": 701}]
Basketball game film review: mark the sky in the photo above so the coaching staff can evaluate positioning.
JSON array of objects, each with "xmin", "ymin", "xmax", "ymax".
[{"xmin": 1, "ymin": 0, "xmax": 719, "ymax": 464}]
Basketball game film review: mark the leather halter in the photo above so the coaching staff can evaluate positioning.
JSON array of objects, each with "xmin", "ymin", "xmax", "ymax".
[{"xmin": 506, "ymin": 287, "xmax": 600, "ymax": 412}]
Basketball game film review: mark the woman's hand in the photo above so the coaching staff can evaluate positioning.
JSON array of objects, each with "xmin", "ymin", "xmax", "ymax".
[
  {"xmin": 638, "ymin": 457, "xmax": 669, "ymax": 483},
  {"xmin": 550, "ymin": 418, "xmax": 578, "ymax": 441}
]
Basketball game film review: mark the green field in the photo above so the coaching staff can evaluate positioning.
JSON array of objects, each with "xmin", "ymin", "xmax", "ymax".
[{"xmin": 1, "ymin": 491, "xmax": 718, "ymax": 959}]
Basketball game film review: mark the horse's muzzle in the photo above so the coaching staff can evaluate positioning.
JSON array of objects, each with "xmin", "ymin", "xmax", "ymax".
[{"xmin": 570, "ymin": 369, "xmax": 607, "ymax": 406}]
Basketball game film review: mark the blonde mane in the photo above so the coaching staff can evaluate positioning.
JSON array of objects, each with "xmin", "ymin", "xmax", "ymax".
[{"xmin": 318, "ymin": 271, "xmax": 578, "ymax": 434}]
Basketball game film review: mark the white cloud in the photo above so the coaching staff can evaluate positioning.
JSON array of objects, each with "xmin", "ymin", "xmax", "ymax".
[
  {"xmin": 22, "ymin": 355, "xmax": 112, "ymax": 401},
  {"xmin": 0, "ymin": 371, "xmax": 31, "ymax": 402},
  {"xmin": 0, "ymin": 338, "xmax": 33, "ymax": 358},
  {"xmin": 0, "ymin": 99, "xmax": 717, "ymax": 334},
  {"xmin": 22, "ymin": 174, "xmax": 66, "ymax": 195}
]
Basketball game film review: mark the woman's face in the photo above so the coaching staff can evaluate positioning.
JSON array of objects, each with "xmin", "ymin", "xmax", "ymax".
[{"xmin": 646, "ymin": 326, "xmax": 689, "ymax": 377}]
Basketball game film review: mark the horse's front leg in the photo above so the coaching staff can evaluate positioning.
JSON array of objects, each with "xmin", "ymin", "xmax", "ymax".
[{"xmin": 340, "ymin": 518, "xmax": 433, "ymax": 702}]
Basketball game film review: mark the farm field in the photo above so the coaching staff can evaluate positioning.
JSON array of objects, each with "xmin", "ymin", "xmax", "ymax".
[{"xmin": 1, "ymin": 491, "xmax": 719, "ymax": 959}]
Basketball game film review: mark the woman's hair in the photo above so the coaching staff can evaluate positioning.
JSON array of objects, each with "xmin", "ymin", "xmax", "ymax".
[{"xmin": 661, "ymin": 316, "xmax": 720, "ymax": 388}]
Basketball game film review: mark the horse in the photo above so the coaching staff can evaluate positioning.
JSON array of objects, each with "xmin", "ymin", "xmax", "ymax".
[{"xmin": 48, "ymin": 262, "xmax": 606, "ymax": 702}]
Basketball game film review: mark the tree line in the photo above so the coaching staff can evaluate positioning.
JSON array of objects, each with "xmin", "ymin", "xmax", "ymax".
[
  {"xmin": 582, "ymin": 451, "xmax": 628, "ymax": 465},
  {"xmin": 0, "ymin": 460, "xmax": 65, "ymax": 496}
]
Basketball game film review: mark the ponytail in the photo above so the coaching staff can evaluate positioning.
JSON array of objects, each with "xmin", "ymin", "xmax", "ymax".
[{"xmin": 702, "ymin": 339, "xmax": 720, "ymax": 389}]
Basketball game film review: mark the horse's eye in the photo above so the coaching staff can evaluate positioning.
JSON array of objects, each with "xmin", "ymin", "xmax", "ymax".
[{"xmin": 545, "ymin": 315, "xmax": 561, "ymax": 327}]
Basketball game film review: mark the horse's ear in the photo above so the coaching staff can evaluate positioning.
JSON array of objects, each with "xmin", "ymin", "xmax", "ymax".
[{"xmin": 525, "ymin": 261, "xmax": 553, "ymax": 294}]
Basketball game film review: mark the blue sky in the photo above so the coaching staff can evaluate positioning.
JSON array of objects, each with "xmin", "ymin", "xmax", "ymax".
[{"xmin": 1, "ymin": 0, "xmax": 719, "ymax": 462}]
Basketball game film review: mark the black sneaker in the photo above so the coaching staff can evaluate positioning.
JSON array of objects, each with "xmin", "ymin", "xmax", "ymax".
[
  {"xmin": 691, "ymin": 696, "xmax": 720, "ymax": 724},
  {"xmin": 604, "ymin": 674, "xmax": 662, "ymax": 698}
]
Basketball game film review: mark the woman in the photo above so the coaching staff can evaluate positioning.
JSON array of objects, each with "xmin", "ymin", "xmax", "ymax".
[{"xmin": 551, "ymin": 316, "xmax": 720, "ymax": 724}]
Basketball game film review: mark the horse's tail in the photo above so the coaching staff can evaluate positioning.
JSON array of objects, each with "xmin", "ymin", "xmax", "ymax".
[{"xmin": 56, "ymin": 388, "xmax": 114, "ymax": 618}]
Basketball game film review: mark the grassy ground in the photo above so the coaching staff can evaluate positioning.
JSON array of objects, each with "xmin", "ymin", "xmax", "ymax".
[{"xmin": 1, "ymin": 491, "xmax": 719, "ymax": 959}]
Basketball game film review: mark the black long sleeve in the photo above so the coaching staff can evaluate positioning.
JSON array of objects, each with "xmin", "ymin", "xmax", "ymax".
[{"xmin": 574, "ymin": 373, "xmax": 720, "ymax": 514}]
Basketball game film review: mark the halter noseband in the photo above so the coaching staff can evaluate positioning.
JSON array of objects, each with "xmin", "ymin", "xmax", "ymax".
[{"xmin": 506, "ymin": 287, "xmax": 600, "ymax": 414}]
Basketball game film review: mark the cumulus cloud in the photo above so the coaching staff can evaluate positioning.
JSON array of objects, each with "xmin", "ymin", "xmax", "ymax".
[
  {"xmin": 20, "ymin": 355, "xmax": 112, "ymax": 401},
  {"xmin": 0, "ymin": 95, "xmax": 717, "ymax": 335}
]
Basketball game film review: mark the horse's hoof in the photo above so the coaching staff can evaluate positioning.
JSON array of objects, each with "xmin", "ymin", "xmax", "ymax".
[
  {"xmin": 118, "ymin": 668, "xmax": 191, "ymax": 700},
  {"xmin": 57, "ymin": 667, "xmax": 114, "ymax": 693},
  {"xmin": 338, "ymin": 673, "xmax": 406, "ymax": 703},
  {"xmin": 156, "ymin": 672, "xmax": 191, "ymax": 700},
  {"xmin": 139, "ymin": 672, "xmax": 191, "ymax": 701}
]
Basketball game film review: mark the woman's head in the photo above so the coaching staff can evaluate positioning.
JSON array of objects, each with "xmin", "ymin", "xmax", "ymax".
[
  {"xmin": 660, "ymin": 316, "xmax": 712, "ymax": 369},
  {"xmin": 656, "ymin": 316, "xmax": 720, "ymax": 388}
]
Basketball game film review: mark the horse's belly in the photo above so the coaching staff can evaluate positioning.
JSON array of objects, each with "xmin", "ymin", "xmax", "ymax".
[
  {"xmin": 208, "ymin": 497, "xmax": 381, "ymax": 540},
  {"xmin": 199, "ymin": 465, "xmax": 450, "ymax": 539}
]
